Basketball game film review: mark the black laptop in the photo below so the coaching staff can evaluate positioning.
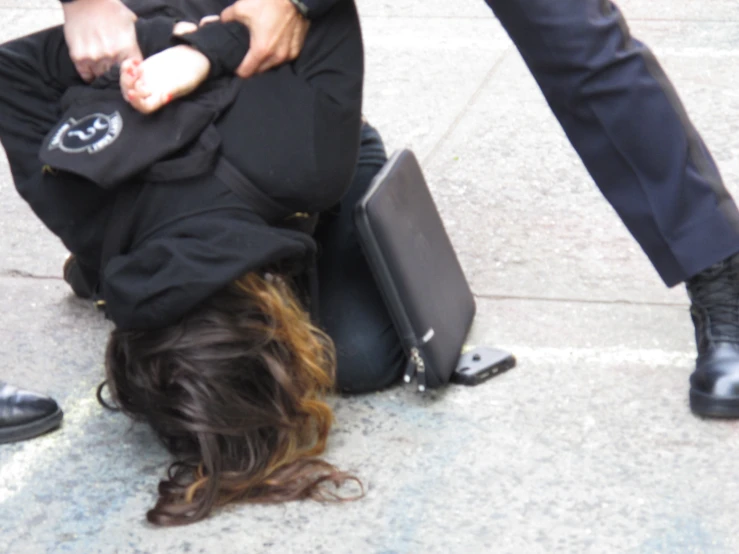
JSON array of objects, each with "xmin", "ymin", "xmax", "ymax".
[{"xmin": 354, "ymin": 149, "xmax": 477, "ymax": 391}]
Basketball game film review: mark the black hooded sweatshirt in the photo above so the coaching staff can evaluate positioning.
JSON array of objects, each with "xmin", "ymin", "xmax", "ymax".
[
  {"xmin": 60, "ymin": 0, "xmax": 345, "ymax": 21},
  {"xmin": 0, "ymin": 0, "xmax": 363, "ymax": 330}
]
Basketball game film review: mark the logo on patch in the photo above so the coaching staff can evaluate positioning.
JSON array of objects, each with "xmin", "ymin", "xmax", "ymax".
[{"xmin": 48, "ymin": 112, "xmax": 123, "ymax": 154}]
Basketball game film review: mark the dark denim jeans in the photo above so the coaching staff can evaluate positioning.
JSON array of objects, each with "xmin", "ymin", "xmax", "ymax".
[{"xmin": 316, "ymin": 124, "xmax": 406, "ymax": 393}]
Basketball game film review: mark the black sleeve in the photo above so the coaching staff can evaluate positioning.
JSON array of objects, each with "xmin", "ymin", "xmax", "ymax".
[
  {"xmin": 301, "ymin": 0, "xmax": 346, "ymax": 19},
  {"xmin": 134, "ymin": 16, "xmax": 177, "ymax": 58},
  {"xmin": 173, "ymin": 22, "xmax": 250, "ymax": 79},
  {"xmin": 59, "ymin": 0, "xmax": 346, "ymax": 18}
]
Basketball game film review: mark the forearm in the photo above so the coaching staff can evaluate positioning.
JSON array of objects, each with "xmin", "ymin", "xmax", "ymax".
[{"xmin": 174, "ymin": 22, "xmax": 250, "ymax": 79}]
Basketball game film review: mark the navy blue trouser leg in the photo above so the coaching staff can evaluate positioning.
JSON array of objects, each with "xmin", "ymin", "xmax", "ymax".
[{"xmin": 485, "ymin": 0, "xmax": 739, "ymax": 286}]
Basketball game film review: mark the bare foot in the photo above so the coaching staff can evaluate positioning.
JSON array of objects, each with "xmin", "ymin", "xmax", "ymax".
[{"xmin": 120, "ymin": 45, "xmax": 211, "ymax": 114}]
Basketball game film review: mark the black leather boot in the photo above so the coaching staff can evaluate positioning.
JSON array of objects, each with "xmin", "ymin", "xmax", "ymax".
[
  {"xmin": 0, "ymin": 382, "xmax": 63, "ymax": 443},
  {"xmin": 687, "ymin": 256, "xmax": 739, "ymax": 418}
]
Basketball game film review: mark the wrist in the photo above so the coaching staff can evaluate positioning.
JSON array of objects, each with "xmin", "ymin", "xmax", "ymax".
[
  {"xmin": 172, "ymin": 44, "xmax": 212, "ymax": 73},
  {"xmin": 61, "ymin": 0, "xmax": 102, "ymax": 12},
  {"xmin": 174, "ymin": 21, "xmax": 247, "ymax": 77}
]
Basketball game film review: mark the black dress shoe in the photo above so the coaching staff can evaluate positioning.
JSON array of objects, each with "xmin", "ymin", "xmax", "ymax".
[
  {"xmin": 0, "ymin": 382, "xmax": 63, "ymax": 444},
  {"xmin": 687, "ymin": 256, "xmax": 739, "ymax": 418}
]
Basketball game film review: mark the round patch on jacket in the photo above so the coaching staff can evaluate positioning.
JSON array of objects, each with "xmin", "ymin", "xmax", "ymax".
[{"xmin": 48, "ymin": 112, "xmax": 123, "ymax": 154}]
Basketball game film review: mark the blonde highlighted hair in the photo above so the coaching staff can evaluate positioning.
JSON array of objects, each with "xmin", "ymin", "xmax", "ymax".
[{"xmin": 105, "ymin": 272, "xmax": 362, "ymax": 526}]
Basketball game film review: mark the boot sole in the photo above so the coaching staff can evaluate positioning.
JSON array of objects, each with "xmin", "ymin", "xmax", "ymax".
[
  {"xmin": 0, "ymin": 407, "xmax": 63, "ymax": 444},
  {"xmin": 690, "ymin": 388, "xmax": 739, "ymax": 418}
]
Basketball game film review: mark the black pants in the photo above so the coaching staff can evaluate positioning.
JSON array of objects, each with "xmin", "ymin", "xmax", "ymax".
[
  {"xmin": 316, "ymin": 124, "xmax": 407, "ymax": 393},
  {"xmin": 485, "ymin": 0, "xmax": 739, "ymax": 285}
]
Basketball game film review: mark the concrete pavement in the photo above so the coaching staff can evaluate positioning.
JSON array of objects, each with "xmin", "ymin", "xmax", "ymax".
[{"xmin": 1, "ymin": 0, "xmax": 738, "ymax": 552}]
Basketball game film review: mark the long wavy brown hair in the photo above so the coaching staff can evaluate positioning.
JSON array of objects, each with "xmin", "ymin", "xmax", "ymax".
[{"xmin": 104, "ymin": 272, "xmax": 362, "ymax": 526}]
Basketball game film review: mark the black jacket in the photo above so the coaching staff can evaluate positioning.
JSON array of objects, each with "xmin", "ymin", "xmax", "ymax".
[
  {"xmin": 5, "ymin": 0, "xmax": 362, "ymax": 330},
  {"xmin": 60, "ymin": 0, "xmax": 347, "ymax": 21}
]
